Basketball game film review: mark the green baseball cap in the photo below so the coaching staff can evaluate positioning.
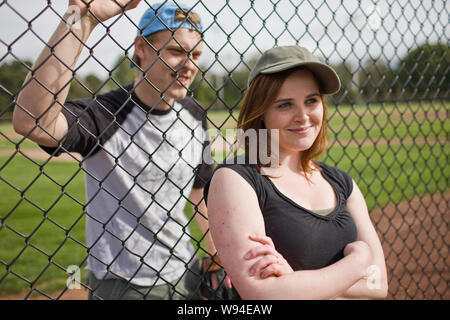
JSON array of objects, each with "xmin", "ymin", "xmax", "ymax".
[{"xmin": 247, "ymin": 46, "xmax": 341, "ymax": 94}]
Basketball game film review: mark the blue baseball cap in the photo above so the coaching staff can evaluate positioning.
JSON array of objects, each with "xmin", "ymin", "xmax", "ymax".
[
  {"xmin": 131, "ymin": 2, "xmax": 203, "ymax": 68},
  {"xmin": 137, "ymin": 2, "xmax": 203, "ymax": 37}
]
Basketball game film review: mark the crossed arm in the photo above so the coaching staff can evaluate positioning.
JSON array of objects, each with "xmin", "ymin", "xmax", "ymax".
[{"xmin": 206, "ymin": 167, "xmax": 388, "ymax": 300}]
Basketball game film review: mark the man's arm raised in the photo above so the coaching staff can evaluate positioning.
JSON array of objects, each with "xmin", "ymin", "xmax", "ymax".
[{"xmin": 13, "ymin": 0, "xmax": 140, "ymax": 147}]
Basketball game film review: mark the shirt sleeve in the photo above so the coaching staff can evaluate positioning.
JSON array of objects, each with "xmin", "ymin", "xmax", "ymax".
[
  {"xmin": 318, "ymin": 162, "xmax": 354, "ymax": 199},
  {"xmin": 192, "ymin": 140, "xmax": 214, "ymax": 189},
  {"xmin": 182, "ymin": 97, "xmax": 214, "ymax": 189},
  {"xmin": 39, "ymin": 87, "xmax": 129, "ymax": 158},
  {"xmin": 40, "ymin": 98, "xmax": 109, "ymax": 158},
  {"xmin": 342, "ymin": 169, "xmax": 354, "ymax": 198},
  {"xmin": 203, "ymin": 157, "xmax": 266, "ymax": 208},
  {"xmin": 333, "ymin": 165, "xmax": 354, "ymax": 199}
]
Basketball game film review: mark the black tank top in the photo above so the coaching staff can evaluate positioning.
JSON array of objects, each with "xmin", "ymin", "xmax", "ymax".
[{"xmin": 204, "ymin": 157, "xmax": 357, "ymax": 271}]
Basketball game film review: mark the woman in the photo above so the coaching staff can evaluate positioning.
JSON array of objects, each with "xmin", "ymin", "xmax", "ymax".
[{"xmin": 204, "ymin": 46, "xmax": 388, "ymax": 299}]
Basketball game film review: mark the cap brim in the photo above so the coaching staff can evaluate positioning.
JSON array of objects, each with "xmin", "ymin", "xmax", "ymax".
[{"xmin": 260, "ymin": 61, "xmax": 341, "ymax": 95}]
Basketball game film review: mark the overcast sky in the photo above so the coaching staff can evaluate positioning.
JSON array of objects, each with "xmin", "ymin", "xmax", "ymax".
[{"xmin": 0, "ymin": 0, "xmax": 448, "ymax": 77}]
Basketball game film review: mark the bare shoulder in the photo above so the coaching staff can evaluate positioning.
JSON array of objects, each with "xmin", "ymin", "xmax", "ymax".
[
  {"xmin": 346, "ymin": 179, "xmax": 366, "ymax": 209},
  {"xmin": 207, "ymin": 166, "xmax": 268, "ymax": 297},
  {"xmin": 207, "ymin": 164, "xmax": 266, "ymax": 237},
  {"xmin": 209, "ymin": 166, "xmax": 256, "ymax": 197}
]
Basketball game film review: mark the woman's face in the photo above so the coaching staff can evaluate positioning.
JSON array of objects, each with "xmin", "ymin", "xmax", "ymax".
[{"xmin": 263, "ymin": 69, "xmax": 324, "ymax": 156}]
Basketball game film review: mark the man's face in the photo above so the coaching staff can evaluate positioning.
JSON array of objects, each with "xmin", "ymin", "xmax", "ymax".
[{"xmin": 136, "ymin": 29, "xmax": 203, "ymax": 104}]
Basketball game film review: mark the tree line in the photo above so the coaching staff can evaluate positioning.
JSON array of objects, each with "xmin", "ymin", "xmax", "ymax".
[{"xmin": 1, "ymin": 43, "xmax": 448, "ymax": 119}]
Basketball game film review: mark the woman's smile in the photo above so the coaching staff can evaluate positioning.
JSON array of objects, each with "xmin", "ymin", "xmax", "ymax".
[
  {"xmin": 263, "ymin": 68, "xmax": 324, "ymax": 155},
  {"xmin": 287, "ymin": 125, "xmax": 314, "ymax": 135}
]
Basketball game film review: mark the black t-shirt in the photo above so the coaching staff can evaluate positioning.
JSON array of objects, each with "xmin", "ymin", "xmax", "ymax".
[{"xmin": 204, "ymin": 157, "xmax": 358, "ymax": 271}]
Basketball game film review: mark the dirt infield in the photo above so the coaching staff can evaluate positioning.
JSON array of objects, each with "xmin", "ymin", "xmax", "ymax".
[
  {"xmin": 0, "ymin": 148, "xmax": 82, "ymax": 162},
  {"xmin": 1, "ymin": 135, "xmax": 443, "ymax": 160},
  {"xmin": 371, "ymin": 192, "xmax": 450, "ymax": 299},
  {"xmin": 0, "ymin": 287, "xmax": 89, "ymax": 300}
]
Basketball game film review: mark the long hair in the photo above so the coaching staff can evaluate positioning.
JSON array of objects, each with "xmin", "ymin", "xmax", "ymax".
[{"xmin": 236, "ymin": 67, "xmax": 328, "ymax": 176}]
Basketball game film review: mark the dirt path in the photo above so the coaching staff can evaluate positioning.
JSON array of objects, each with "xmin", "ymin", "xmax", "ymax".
[
  {"xmin": 0, "ymin": 148, "xmax": 82, "ymax": 162},
  {"xmin": 371, "ymin": 191, "xmax": 450, "ymax": 299},
  {"xmin": 0, "ymin": 288, "xmax": 89, "ymax": 300}
]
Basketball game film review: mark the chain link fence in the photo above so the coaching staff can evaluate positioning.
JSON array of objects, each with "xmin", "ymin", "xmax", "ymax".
[{"xmin": 0, "ymin": 0, "xmax": 448, "ymax": 300}]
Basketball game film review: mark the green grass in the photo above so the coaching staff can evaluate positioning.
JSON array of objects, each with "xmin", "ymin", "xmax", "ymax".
[
  {"xmin": 0, "ymin": 155, "xmax": 206, "ymax": 296},
  {"xmin": 0, "ymin": 100, "xmax": 448, "ymax": 296},
  {"xmin": 0, "ymin": 122, "xmax": 15, "ymax": 134},
  {"xmin": 0, "ymin": 137, "xmax": 39, "ymax": 150},
  {"xmin": 0, "ymin": 121, "xmax": 40, "ymax": 150},
  {"xmin": 0, "ymin": 155, "xmax": 87, "ymax": 296},
  {"xmin": 205, "ymin": 102, "xmax": 450, "ymax": 145},
  {"xmin": 326, "ymin": 103, "xmax": 449, "ymax": 141}
]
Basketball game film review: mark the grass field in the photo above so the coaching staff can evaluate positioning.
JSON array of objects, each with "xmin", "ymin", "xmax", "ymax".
[
  {"xmin": 0, "ymin": 156, "xmax": 87, "ymax": 295},
  {"xmin": 0, "ymin": 101, "xmax": 448, "ymax": 296}
]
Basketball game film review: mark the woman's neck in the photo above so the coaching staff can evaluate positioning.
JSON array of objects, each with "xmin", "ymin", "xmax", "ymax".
[
  {"xmin": 262, "ymin": 150, "xmax": 315, "ymax": 181},
  {"xmin": 277, "ymin": 150, "xmax": 302, "ymax": 173}
]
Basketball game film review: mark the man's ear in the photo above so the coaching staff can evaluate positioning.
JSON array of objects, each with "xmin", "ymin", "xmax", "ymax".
[{"xmin": 134, "ymin": 36, "xmax": 145, "ymax": 61}]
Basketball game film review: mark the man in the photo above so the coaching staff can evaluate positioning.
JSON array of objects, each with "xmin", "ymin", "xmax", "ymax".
[{"xmin": 13, "ymin": 0, "xmax": 224, "ymax": 300}]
